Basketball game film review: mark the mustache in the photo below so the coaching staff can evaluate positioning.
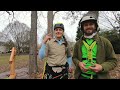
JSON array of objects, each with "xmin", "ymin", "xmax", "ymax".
[
  {"xmin": 86, "ymin": 27, "xmax": 97, "ymax": 31},
  {"xmin": 86, "ymin": 28, "xmax": 93, "ymax": 30}
]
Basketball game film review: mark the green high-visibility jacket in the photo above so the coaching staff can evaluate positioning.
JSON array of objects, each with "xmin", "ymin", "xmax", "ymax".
[{"xmin": 72, "ymin": 34, "xmax": 117, "ymax": 79}]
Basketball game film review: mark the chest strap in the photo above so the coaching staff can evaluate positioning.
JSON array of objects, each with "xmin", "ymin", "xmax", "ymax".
[{"xmin": 83, "ymin": 40, "xmax": 96, "ymax": 61}]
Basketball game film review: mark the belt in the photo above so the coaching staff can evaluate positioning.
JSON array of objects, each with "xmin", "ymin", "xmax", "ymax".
[
  {"xmin": 48, "ymin": 62, "xmax": 68, "ymax": 68},
  {"xmin": 46, "ymin": 63, "xmax": 68, "ymax": 73},
  {"xmin": 82, "ymin": 58, "xmax": 96, "ymax": 60}
]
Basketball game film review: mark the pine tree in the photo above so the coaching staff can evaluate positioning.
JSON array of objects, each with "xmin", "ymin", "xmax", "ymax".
[{"xmin": 76, "ymin": 26, "xmax": 83, "ymax": 41}]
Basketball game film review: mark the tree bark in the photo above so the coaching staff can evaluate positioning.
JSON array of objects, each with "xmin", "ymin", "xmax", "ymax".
[
  {"xmin": 29, "ymin": 11, "xmax": 38, "ymax": 79},
  {"xmin": 47, "ymin": 11, "xmax": 54, "ymax": 37}
]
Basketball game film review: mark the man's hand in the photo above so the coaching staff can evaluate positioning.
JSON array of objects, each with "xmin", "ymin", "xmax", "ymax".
[
  {"xmin": 43, "ymin": 33, "xmax": 52, "ymax": 44},
  {"xmin": 89, "ymin": 64, "xmax": 103, "ymax": 73},
  {"xmin": 79, "ymin": 62, "xmax": 88, "ymax": 72}
]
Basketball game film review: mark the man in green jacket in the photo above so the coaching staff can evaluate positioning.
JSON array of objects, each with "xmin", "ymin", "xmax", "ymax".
[{"xmin": 72, "ymin": 11, "xmax": 117, "ymax": 79}]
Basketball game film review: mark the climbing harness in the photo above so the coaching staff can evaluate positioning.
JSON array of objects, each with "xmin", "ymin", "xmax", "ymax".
[
  {"xmin": 42, "ymin": 62, "xmax": 69, "ymax": 79},
  {"xmin": 42, "ymin": 59, "xmax": 47, "ymax": 79},
  {"xmin": 82, "ymin": 40, "xmax": 97, "ymax": 79}
]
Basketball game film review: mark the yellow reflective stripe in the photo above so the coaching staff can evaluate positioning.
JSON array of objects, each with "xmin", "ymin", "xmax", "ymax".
[
  {"xmin": 82, "ymin": 40, "xmax": 96, "ymax": 60},
  {"xmin": 83, "ymin": 41, "xmax": 89, "ymax": 50},
  {"xmin": 83, "ymin": 40, "xmax": 96, "ymax": 50},
  {"xmin": 90, "ymin": 41, "xmax": 96, "ymax": 50}
]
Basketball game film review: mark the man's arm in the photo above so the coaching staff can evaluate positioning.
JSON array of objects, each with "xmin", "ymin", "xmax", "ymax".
[
  {"xmin": 100, "ymin": 38, "xmax": 117, "ymax": 73},
  {"xmin": 72, "ymin": 42, "xmax": 80, "ymax": 67}
]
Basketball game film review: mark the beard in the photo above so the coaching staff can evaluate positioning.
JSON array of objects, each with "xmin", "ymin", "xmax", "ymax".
[{"xmin": 84, "ymin": 29, "xmax": 96, "ymax": 36}]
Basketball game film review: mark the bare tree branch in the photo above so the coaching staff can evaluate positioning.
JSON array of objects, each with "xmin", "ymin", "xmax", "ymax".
[
  {"xmin": 101, "ymin": 11, "xmax": 116, "ymax": 29},
  {"xmin": 53, "ymin": 11, "xmax": 59, "ymax": 20},
  {"xmin": 6, "ymin": 11, "xmax": 11, "ymax": 15}
]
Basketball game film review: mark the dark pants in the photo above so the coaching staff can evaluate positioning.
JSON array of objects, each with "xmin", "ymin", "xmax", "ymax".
[{"xmin": 43, "ymin": 63, "xmax": 69, "ymax": 79}]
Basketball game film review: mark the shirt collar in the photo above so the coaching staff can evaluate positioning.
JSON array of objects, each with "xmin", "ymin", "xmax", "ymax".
[
  {"xmin": 53, "ymin": 36, "xmax": 65, "ymax": 44},
  {"xmin": 84, "ymin": 32, "xmax": 97, "ymax": 39},
  {"xmin": 82, "ymin": 32, "xmax": 99, "ymax": 41}
]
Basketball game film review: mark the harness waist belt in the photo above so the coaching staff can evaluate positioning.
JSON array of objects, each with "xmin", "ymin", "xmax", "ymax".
[
  {"xmin": 82, "ymin": 58, "xmax": 96, "ymax": 60},
  {"xmin": 50, "ymin": 62, "xmax": 68, "ymax": 67}
]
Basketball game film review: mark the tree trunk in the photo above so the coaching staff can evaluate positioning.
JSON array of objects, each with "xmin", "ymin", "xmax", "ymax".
[
  {"xmin": 29, "ymin": 11, "xmax": 38, "ymax": 79},
  {"xmin": 47, "ymin": 11, "xmax": 54, "ymax": 37}
]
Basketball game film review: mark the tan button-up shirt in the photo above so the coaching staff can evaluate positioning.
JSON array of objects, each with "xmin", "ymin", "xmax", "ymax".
[{"xmin": 45, "ymin": 38, "xmax": 71, "ymax": 66}]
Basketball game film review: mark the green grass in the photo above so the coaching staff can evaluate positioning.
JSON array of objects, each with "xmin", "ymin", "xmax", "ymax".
[
  {"xmin": 0, "ymin": 54, "xmax": 29, "ymax": 73},
  {"xmin": 0, "ymin": 54, "xmax": 45, "ymax": 74}
]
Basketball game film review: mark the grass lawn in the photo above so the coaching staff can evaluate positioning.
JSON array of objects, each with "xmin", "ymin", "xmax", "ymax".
[
  {"xmin": 0, "ymin": 54, "xmax": 29, "ymax": 73},
  {"xmin": 0, "ymin": 53, "xmax": 45, "ymax": 74}
]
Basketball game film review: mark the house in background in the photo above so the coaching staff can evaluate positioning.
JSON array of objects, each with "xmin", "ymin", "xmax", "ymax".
[
  {"xmin": 0, "ymin": 42, "xmax": 7, "ymax": 54},
  {"xmin": 0, "ymin": 32, "xmax": 9, "ymax": 54}
]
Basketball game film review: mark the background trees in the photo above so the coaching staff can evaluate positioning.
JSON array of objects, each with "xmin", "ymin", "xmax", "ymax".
[{"xmin": 0, "ymin": 11, "xmax": 120, "ymax": 78}]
